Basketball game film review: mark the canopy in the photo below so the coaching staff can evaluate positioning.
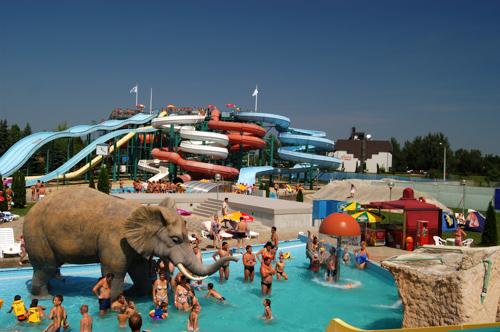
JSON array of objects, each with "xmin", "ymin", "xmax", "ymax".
[
  {"xmin": 319, "ymin": 213, "xmax": 361, "ymax": 237},
  {"xmin": 224, "ymin": 211, "xmax": 254, "ymax": 223},
  {"xmin": 341, "ymin": 201, "xmax": 361, "ymax": 212},
  {"xmin": 351, "ymin": 210, "xmax": 382, "ymax": 223}
]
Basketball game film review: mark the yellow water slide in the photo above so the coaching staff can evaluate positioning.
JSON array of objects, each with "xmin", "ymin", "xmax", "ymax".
[{"xmin": 326, "ymin": 318, "xmax": 500, "ymax": 332}]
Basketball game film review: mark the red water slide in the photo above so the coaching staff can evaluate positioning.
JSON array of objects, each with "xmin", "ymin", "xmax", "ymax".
[
  {"xmin": 152, "ymin": 148, "xmax": 240, "ymax": 179},
  {"xmin": 208, "ymin": 108, "xmax": 266, "ymax": 151}
]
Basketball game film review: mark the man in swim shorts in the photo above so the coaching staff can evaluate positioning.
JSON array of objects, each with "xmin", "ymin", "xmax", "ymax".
[
  {"xmin": 326, "ymin": 247, "xmax": 337, "ymax": 282},
  {"xmin": 234, "ymin": 217, "xmax": 248, "ymax": 254},
  {"xmin": 213, "ymin": 241, "xmax": 231, "ymax": 283},
  {"xmin": 260, "ymin": 257, "xmax": 276, "ymax": 295},
  {"xmin": 243, "ymin": 245, "xmax": 256, "ymax": 282},
  {"xmin": 92, "ymin": 272, "xmax": 114, "ymax": 316}
]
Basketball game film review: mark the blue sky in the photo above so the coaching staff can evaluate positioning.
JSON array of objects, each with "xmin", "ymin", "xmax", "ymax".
[{"xmin": 1, "ymin": 0, "xmax": 500, "ymax": 153}]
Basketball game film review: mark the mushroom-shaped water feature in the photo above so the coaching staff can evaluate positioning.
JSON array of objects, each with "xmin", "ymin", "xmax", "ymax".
[{"xmin": 319, "ymin": 213, "xmax": 361, "ymax": 281}]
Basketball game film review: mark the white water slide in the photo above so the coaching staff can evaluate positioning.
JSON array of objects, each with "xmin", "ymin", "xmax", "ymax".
[
  {"xmin": 137, "ymin": 159, "xmax": 169, "ymax": 182},
  {"xmin": 152, "ymin": 114, "xmax": 230, "ymax": 160}
]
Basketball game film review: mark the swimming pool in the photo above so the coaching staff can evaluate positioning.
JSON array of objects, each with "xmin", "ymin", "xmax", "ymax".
[{"xmin": 0, "ymin": 240, "xmax": 402, "ymax": 331}]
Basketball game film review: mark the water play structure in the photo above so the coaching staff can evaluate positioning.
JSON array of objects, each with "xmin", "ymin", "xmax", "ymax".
[{"xmin": 0, "ymin": 105, "xmax": 341, "ymax": 185}]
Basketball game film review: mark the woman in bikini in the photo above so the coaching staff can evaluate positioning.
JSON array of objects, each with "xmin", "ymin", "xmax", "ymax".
[
  {"xmin": 257, "ymin": 242, "xmax": 275, "ymax": 263},
  {"xmin": 187, "ymin": 290, "xmax": 201, "ymax": 332},
  {"xmin": 153, "ymin": 273, "xmax": 169, "ymax": 306},
  {"xmin": 175, "ymin": 276, "xmax": 191, "ymax": 311}
]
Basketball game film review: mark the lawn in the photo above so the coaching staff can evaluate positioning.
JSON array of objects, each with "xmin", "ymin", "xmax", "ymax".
[{"xmin": 10, "ymin": 202, "xmax": 36, "ymax": 216}]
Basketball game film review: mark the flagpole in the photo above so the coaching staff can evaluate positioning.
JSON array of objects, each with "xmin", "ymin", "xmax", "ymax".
[
  {"xmin": 149, "ymin": 88, "xmax": 153, "ymax": 114},
  {"xmin": 254, "ymin": 84, "xmax": 258, "ymax": 112}
]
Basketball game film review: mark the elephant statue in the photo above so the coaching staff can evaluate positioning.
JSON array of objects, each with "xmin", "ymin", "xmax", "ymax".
[{"xmin": 23, "ymin": 187, "xmax": 238, "ymax": 298}]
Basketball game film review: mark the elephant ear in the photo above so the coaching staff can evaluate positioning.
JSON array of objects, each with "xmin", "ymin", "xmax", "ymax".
[
  {"xmin": 124, "ymin": 205, "xmax": 182, "ymax": 258},
  {"xmin": 158, "ymin": 197, "xmax": 176, "ymax": 210}
]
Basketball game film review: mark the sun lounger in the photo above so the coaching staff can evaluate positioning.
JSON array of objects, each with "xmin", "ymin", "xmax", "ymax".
[
  {"xmin": 433, "ymin": 236, "xmax": 446, "ymax": 246},
  {"xmin": 0, "ymin": 228, "xmax": 22, "ymax": 258},
  {"xmin": 462, "ymin": 238, "xmax": 473, "ymax": 247}
]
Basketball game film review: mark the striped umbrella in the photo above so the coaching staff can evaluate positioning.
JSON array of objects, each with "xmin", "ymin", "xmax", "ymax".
[
  {"xmin": 350, "ymin": 210, "xmax": 382, "ymax": 223},
  {"xmin": 341, "ymin": 201, "xmax": 361, "ymax": 212}
]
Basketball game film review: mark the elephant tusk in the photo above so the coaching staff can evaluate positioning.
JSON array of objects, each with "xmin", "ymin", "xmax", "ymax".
[{"xmin": 176, "ymin": 263, "xmax": 208, "ymax": 281}]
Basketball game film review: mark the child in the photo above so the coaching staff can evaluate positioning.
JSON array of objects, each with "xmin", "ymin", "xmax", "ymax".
[
  {"xmin": 28, "ymin": 298, "xmax": 46, "ymax": 324},
  {"xmin": 45, "ymin": 294, "xmax": 69, "ymax": 331},
  {"xmin": 8, "ymin": 295, "xmax": 27, "ymax": 321},
  {"xmin": 275, "ymin": 254, "xmax": 288, "ymax": 280},
  {"xmin": 311, "ymin": 253, "xmax": 321, "ymax": 272},
  {"xmin": 187, "ymin": 290, "xmax": 201, "ymax": 332},
  {"xmin": 263, "ymin": 298, "xmax": 273, "ymax": 320},
  {"xmin": 160, "ymin": 302, "xmax": 168, "ymax": 319},
  {"xmin": 118, "ymin": 306, "xmax": 128, "ymax": 327},
  {"xmin": 206, "ymin": 283, "xmax": 225, "ymax": 302},
  {"xmin": 80, "ymin": 305, "xmax": 93, "ymax": 332},
  {"xmin": 343, "ymin": 246, "xmax": 351, "ymax": 265}
]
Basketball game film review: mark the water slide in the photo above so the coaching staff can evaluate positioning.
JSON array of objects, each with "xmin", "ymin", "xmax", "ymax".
[
  {"xmin": 25, "ymin": 126, "xmax": 156, "ymax": 186},
  {"xmin": 137, "ymin": 159, "xmax": 169, "ymax": 182},
  {"xmin": 0, "ymin": 113, "xmax": 156, "ymax": 178},
  {"xmin": 234, "ymin": 112, "xmax": 341, "ymax": 185}
]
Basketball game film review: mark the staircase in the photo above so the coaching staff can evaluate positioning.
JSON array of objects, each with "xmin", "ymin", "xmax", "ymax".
[{"xmin": 192, "ymin": 198, "xmax": 223, "ymax": 218}]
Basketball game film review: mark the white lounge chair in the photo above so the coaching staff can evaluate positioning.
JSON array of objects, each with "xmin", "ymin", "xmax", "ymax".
[
  {"xmin": 200, "ymin": 221, "xmax": 233, "ymax": 240},
  {"xmin": 0, "ymin": 228, "xmax": 22, "ymax": 258},
  {"xmin": 462, "ymin": 239, "xmax": 473, "ymax": 247},
  {"xmin": 433, "ymin": 236, "xmax": 447, "ymax": 246}
]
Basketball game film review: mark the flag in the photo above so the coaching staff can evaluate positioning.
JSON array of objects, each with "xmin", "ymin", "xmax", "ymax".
[
  {"xmin": 252, "ymin": 86, "xmax": 258, "ymax": 97},
  {"xmin": 130, "ymin": 85, "xmax": 138, "ymax": 94}
]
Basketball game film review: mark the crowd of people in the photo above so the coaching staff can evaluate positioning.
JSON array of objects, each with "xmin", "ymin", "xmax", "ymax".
[{"xmin": 129, "ymin": 179, "xmax": 185, "ymax": 194}]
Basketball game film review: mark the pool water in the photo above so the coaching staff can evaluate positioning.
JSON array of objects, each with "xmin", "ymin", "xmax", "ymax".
[{"xmin": 0, "ymin": 241, "xmax": 402, "ymax": 331}]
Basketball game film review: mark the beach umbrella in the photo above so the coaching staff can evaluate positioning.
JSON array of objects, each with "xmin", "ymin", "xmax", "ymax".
[
  {"xmin": 223, "ymin": 211, "xmax": 254, "ymax": 222},
  {"xmin": 351, "ymin": 210, "xmax": 382, "ymax": 223},
  {"xmin": 341, "ymin": 201, "xmax": 361, "ymax": 212}
]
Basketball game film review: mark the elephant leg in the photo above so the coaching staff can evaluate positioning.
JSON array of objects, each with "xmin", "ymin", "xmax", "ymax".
[
  {"xmin": 31, "ymin": 265, "xmax": 58, "ymax": 296},
  {"xmin": 126, "ymin": 259, "xmax": 151, "ymax": 297}
]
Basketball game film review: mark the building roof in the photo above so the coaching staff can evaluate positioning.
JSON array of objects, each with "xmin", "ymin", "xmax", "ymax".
[
  {"xmin": 365, "ymin": 188, "xmax": 441, "ymax": 211},
  {"xmin": 334, "ymin": 139, "xmax": 393, "ymax": 159}
]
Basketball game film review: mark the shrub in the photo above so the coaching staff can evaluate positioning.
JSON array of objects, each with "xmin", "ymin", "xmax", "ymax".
[
  {"xmin": 97, "ymin": 166, "xmax": 110, "ymax": 194},
  {"xmin": 481, "ymin": 202, "xmax": 498, "ymax": 246},
  {"xmin": 12, "ymin": 171, "xmax": 26, "ymax": 208},
  {"xmin": 265, "ymin": 183, "xmax": 270, "ymax": 198},
  {"xmin": 89, "ymin": 171, "xmax": 96, "ymax": 189}
]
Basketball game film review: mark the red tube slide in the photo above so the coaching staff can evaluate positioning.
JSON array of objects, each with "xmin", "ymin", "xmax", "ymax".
[
  {"xmin": 208, "ymin": 108, "xmax": 266, "ymax": 151},
  {"xmin": 152, "ymin": 148, "xmax": 239, "ymax": 179}
]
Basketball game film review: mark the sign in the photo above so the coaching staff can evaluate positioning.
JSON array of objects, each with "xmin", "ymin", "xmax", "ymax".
[{"xmin": 96, "ymin": 144, "xmax": 109, "ymax": 156}]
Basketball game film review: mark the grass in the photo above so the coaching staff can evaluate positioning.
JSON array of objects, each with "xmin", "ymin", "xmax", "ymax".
[{"xmin": 10, "ymin": 202, "xmax": 36, "ymax": 216}]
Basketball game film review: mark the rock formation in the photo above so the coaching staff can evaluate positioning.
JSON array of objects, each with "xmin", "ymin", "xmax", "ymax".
[{"xmin": 381, "ymin": 245, "xmax": 500, "ymax": 327}]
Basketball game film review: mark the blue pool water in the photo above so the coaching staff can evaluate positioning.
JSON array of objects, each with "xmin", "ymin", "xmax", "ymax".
[{"xmin": 0, "ymin": 241, "xmax": 402, "ymax": 331}]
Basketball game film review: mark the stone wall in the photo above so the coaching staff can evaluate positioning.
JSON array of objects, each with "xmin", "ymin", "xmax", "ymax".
[{"xmin": 381, "ymin": 246, "xmax": 500, "ymax": 327}]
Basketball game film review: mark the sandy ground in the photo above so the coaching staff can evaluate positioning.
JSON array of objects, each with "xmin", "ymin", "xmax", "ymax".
[{"xmin": 312, "ymin": 179, "xmax": 449, "ymax": 211}]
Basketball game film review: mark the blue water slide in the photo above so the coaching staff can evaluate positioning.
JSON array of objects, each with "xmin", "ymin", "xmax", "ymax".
[
  {"xmin": 26, "ymin": 127, "xmax": 156, "ymax": 186},
  {"xmin": 0, "ymin": 113, "xmax": 156, "ymax": 177}
]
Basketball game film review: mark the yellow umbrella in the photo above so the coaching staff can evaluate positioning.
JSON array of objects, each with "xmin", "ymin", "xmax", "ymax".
[
  {"xmin": 341, "ymin": 201, "xmax": 361, "ymax": 212},
  {"xmin": 351, "ymin": 210, "xmax": 382, "ymax": 223}
]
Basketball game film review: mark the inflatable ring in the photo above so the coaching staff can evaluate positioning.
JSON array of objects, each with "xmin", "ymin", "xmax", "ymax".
[
  {"xmin": 283, "ymin": 252, "xmax": 291, "ymax": 259},
  {"xmin": 149, "ymin": 310, "xmax": 155, "ymax": 318}
]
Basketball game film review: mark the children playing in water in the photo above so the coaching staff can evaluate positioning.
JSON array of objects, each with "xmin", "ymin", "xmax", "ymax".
[
  {"xmin": 206, "ymin": 283, "xmax": 226, "ymax": 302},
  {"xmin": 343, "ymin": 246, "xmax": 351, "ymax": 265},
  {"xmin": 311, "ymin": 253, "xmax": 321, "ymax": 272},
  {"xmin": 92, "ymin": 272, "xmax": 114, "ymax": 316},
  {"xmin": 79, "ymin": 305, "xmax": 92, "ymax": 332},
  {"xmin": 354, "ymin": 241, "xmax": 370, "ymax": 270},
  {"xmin": 118, "ymin": 306, "xmax": 128, "ymax": 327},
  {"xmin": 45, "ymin": 294, "xmax": 69, "ymax": 332},
  {"xmin": 28, "ymin": 298, "xmax": 45, "ymax": 324},
  {"xmin": 326, "ymin": 248, "xmax": 337, "ymax": 282},
  {"xmin": 213, "ymin": 241, "xmax": 231, "ymax": 283},
  {"xmin": 263, "ymin": 299, "xmax": 273, "ymax": 320},
  {"xmin": 151, "ymin": 302, "xmax": 168, "ymax": 320},
  {"xmin": 260, "ymin": 257, "xmax": 276, "ymax": 295},
  {"xmin": 275, "ymin": 253, "xmax": 288, "ymax": 280},
  {"xmin": 243, "ymin": 245, "xmax": 257, "ymax": 282},
  {"xmin": 8, "ymin": 295, "xmax": 27, "ymax": 321},
  {"xmin": 187, "ymin": 290, "xmax": 201, "ymax": 332}
]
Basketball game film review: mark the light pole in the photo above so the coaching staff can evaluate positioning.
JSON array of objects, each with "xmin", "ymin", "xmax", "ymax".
[
  {"xmin": 215, "ymin": 173, "xmax": 222, "ymax": 201},
  {"xmin": 388, "ymin": 181, "xmax": 394, "ymax": 223},
  {"xmin": 439, "ymin": 142, "xmax": 446, "ymax": 182}
]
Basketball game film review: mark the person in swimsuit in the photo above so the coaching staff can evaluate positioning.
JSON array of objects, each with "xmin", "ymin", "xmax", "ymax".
[
  {"xmin": 310, "ymin": 253, "xmax": 321, "ymax": 272},
  {"xmin": 175, "ymin": 275, "xmax": 191, "ymax": 311},
  {"xmin": 343, "ymin": 246, "xmax": 351, "ymax": 265},
  {"xmin": 111, "ymin": 294, "xmax": 128, "ymax": 312},
  {"xmin": 257, "ymin": 242, "xmax": 275, "ymax": 263},
  {"xmin": 153, "ymin": 272, "xmax": 169, "ymax": 306},
  {"xmin": 213, "ymin": 241, "xmax": 231, "ymax": 283},
  {"xmin": 79, "ymin": 305, "xmax": 92, "ymax": 332},
  {"xmin": 260, "ymin": 257, "xmax": 276, "ymax": 295},
  {"xmin": 234, "ymin": 217, "xmax": 248, "ymax": 254},
  {"xmin": 271, "ymin": 227, "xmax": 279, "ymax": 250},
  {"xmin": 354, "ymin": 241, "xmax": 370, "ymax": 270},
  {"xmin": 210, "ymin": 215, "xmax": 222, "ymax": 249},
  {"xmin": 187, "ymin": 290, "xmax": 201, "ymax": 332},
  {"xmin": 275, "ymin": 254, "xmax": 288, "ymax": 281},
  {"xmin": 263, "ymin": 298, "xmax": 273, "ymax": 320},
  {"xmin": 117, "ymin": 306, "xmax": 128, "ymax": 327},
  {"xmin": 45, "ymin": 294, "xmax": 69, "ymax": 332},
  {"xmin": 125, "ymin": 300, "xmax": 137, "ymax": 318},
  {"xmin": 92, "ymin": 272, "xmax": 114, "ymax": 316},
  {"xmin": 326, "ymin": 247, "xmax": 337, "ymax": 282},
  {"xmin": 28, "ymin": 298, "xmax": 46, "ymax": 323},
  {"xmin": 243, "ymin": 245, "xmax": 256, "ymax": 282},
  {"xmin": 8, "ymin": 294, "xmax": 27, "ymax": 322},
  {"xmin": 455, "ymin": 225, "xmax": 467, "ymax": 246},
  {"xmin": 205, "ymin": 283, "xmax": 225, "ymax": 302}
]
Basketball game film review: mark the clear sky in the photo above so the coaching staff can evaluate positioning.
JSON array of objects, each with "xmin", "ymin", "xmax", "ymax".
[{"xmin": 1, "ymin": 0, "xmax": 499, "ymax": 153}]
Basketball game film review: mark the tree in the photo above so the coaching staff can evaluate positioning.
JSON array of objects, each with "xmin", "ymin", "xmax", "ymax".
[
  {"xmin": 89, "ymin": 172, "xmax": 96, "ymax": 189},
  {"xmin": 0, "ymin": 175, "xmax": 8, "ymax": 211},
  {"xmin": 296, "ymin": 189, "xmax": 304, "ymax": 202},
  {"xmin": 0, "ymin": 120, "xmax": 10, "ymax": 156},
  {"xmin": 9, "ymin": 124, "xmax": 22, "ymax": 146},
  {"xmin": 97, "ymin": 165, "xmax": 110, "ymax": 194},
  {"xmin": 265, "ymin": 183, "xmax": 270, "ymax": 198},
  {"xmin": 12, "ymin": 171, "xmax": 26, "ymax": 208},
  {"xmin": 23, "ymin": 123, "xmax": 32, "ymax": 137},
  {"xmin": 481, "ymin": 202, "xmax": 498, "ymax": 246}
]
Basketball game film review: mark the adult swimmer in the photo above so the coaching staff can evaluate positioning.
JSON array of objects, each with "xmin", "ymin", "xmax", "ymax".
[{"xmin": 354, "ymin": 241, "xmax": 370, "ymax": 270}]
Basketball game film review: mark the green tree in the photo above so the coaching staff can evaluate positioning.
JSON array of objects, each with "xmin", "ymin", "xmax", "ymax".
[
  {"xmin": 481, "ymin": 202, "xmax": 498, "ymax": 246},
  {"xmin": 0, "ymin": 175, "xmax": 8, "ymax": 211},
  {"xmin": 296, "ymin": 189, "xmax": 304, "ymax": 202},
  {"xmin": 9, "ymin": 124, "xmax": 22, "ymax": 145},
  {"xmin": 390, "ymin": 137, "xmax": 406, "ymax": 172},
  {"xmin": 12, "ymin": 171, "xmax": 26, "ymax": 208},
  {"xmin": 89, "ymin": 171, "xmax": 96, "ymax": 189},
  {"xmin": 97, "ymin": 165, "xmax": 110, "ymax": 194},
  {"xmin": 265, "ymin": 183, "xmax": 270, "ymax": 198},
  {"xmin": 23, "ymin": 123, "xmax": 32, "ymax": 137},
  {"xmin": 0, "ymin": 120, "xmax": 10, "ymax": 156}
]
